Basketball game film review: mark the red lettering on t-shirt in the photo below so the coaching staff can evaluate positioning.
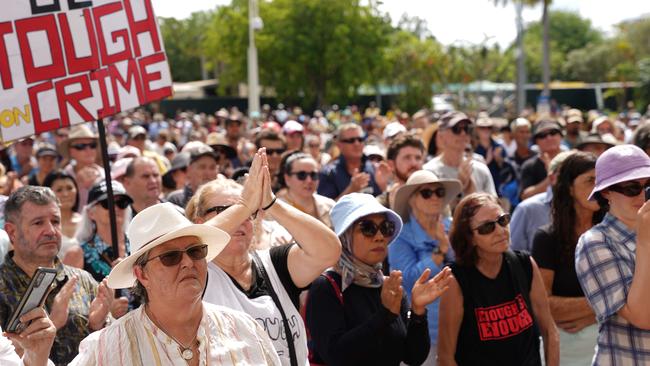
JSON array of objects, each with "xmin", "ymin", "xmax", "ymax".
[{"xmin": 474, "ymin": 295, "xmax": 533, "ymax": 341}]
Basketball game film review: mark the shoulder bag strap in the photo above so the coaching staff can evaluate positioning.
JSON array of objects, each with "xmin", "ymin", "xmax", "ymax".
[
  {"xmin": 252, "ymin": 252, "xmax": 299, "ymax": 366},
  {"xmin": 322, "ymin": 271, "xmax": 343, "ymax": 305}
]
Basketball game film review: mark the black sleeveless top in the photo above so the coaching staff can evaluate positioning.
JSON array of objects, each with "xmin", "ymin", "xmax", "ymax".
[{"xmin": 450, "ymin": 251, "xmax": 541, "ymax": 366}]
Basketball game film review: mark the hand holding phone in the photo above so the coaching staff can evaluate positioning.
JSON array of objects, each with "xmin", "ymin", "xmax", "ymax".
[{"xmin": 6, "ymin": 268, "xmax": 57, "ymax": 333}]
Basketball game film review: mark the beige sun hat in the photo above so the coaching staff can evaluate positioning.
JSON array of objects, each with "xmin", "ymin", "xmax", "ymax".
[
  {"xmin": 107, "ymin": 202, "xmax": 230, "ymax": 289},
  {"xmin": 391, "ymin": 170, "xmax": 462, "ymax": 221},
  {"xmin": 58, "ymin": 123, "xmax": 100, "ymax": 161}
]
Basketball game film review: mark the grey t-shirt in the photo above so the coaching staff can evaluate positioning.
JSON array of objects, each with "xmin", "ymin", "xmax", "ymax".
[{"xmin": 423, "ymin": 155, "xmax": 497, "ymax": 196}]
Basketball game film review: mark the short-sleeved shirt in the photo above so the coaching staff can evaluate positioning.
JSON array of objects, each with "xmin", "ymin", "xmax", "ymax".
[
  {"xmin": 532, "ymin": 225, "xmax": 583, "ymax": 297},
  {"xmin": 576, "ymin": 213, "xmax": 650, "ymax": 365},
  {"xmin": 317, "ymin": 154, "xmax": 381, "ymax": 199},
  {"xmin": 509, "ymin": 190, "xmax": 552, "ymax": 252},
  {"xmin": 422, "ymin": 156, "xmax": 497, "ymax": 196},
  {"xmin": 0, "ymin": 252, "xmax": 98, "ymax": 366}
]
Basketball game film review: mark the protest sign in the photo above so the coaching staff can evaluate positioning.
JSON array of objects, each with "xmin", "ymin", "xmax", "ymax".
[{"xmin": 0, "ymin": 0, "xmax": 172, "ymax": 142}]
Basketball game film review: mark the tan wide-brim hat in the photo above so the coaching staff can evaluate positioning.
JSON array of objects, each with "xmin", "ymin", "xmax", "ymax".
[
  {"xmin": 107, "ymin": 202, "xmax": 230, "ymax": 289},
  {"xmin": 58, "ymin": 123, "xmax": 101, "ymax": 162},
  {"xmin": 392, "ymin": 170, "xmax": 462, "ymax": 221}
]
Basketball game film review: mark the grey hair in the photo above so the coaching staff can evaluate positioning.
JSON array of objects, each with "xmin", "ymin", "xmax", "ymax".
[
  {"xmin": 131, "ymin": 251, "xmax": 150, "ymax": 304},
  {"xmin": 4, "ymin": 186, "xmax": 59, "ymax": 224},
  {"xmin": 74, "ymin": 203, "xmax": 130, "ymax": 244}
]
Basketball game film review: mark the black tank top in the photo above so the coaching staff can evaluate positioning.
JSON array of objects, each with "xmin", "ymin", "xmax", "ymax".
[{"xmin": 450, "ymin": 251, "xmax": 541, "ymax": 366}]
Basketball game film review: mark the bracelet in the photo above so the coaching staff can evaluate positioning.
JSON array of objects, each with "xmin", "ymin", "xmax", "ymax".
[{"xmin": 262, "ymin": 197, "xmax": 277, "ymax": 211}]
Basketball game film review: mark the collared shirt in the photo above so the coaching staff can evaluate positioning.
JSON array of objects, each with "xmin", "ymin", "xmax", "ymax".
[
  {"xmin": 0, "ymin": 252, "xmax": 98, "ymax": 366},
  {"xmin": 576, "ymin": 213, "xmax": 650, "ymax": 365},
  {"xmin": 69, "ymin": 303, "xmax": 281, "ymax": 366},
  {"xmin": 509, "ymin": 190, "xmax": 552, "ymax": 252},
  {"xmin": 317, "ymin": 154, "xmax": 381, "ymax": 199},
  {"xmin": 388, "ymin": 214, "xmax": 453, "ymax": 345}
]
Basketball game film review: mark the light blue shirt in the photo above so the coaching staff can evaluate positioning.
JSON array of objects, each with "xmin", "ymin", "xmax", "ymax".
[
  {"xmin": 388, "ymin": 213, "xmax": 453, "ymax": 345},
  {"xmin": 509, "ymin": 189, "xmax": 552, "ymax": 252}
]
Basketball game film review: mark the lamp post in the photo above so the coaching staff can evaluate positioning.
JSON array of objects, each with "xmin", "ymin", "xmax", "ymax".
[
  {"xmin": 248, "ymin": 0, "xmax": 262, "ymax": 117},
  {"xmin": 515, "ymin": 0, "xmax": 526, "ymax": 115}
]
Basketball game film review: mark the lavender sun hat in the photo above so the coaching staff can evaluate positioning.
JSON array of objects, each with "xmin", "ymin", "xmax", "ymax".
[{"xmin": 588, "ymin": 144, "xmax": 650, "ymax": 200}]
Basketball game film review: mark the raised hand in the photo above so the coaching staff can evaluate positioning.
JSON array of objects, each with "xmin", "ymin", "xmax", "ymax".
[
  {"xmin": 49, "ymin": 275, "xmax": 78, "ymax": 329},
  {"xmin": 381, "ymin": 270, "xmax": 404, "ymax": 315},
  {"xmin": 260, "ymin": 149, "xmax": 276, "ymax": 210},
  {"xmin": 88, "ymin": 279, "xmax": 113, "ymax": 331},
  {"xmin": 458, "ymin": 156, "xmax": 473, "ymax": 191},
  {"xmin": 239, "ymin": 148, "xmax": 266, "ymax": 213},
  {"xmin": 110, "ymin": 296, "xmax": 129, "ymax": 319},
  {"xmin": 348, "ymin": 169, "xmax": 370, "ymax": 193},
  {"xmin": 411, "ymin": 267, "xmax": 452, "ymax": 315}
]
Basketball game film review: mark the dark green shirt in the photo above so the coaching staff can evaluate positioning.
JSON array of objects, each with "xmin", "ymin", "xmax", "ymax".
[{"xmin": 0, "ymin": 251, "xmax": 98, "ymax": 366}]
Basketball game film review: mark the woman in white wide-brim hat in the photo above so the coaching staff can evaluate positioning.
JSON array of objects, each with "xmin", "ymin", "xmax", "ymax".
[
  {"xmin": 67, "ymin": 202, "xmax": 281, "ymax": 366},
  {"xmin": 389, "ymin": 169, "xmax": 461, "ymax": 364}
]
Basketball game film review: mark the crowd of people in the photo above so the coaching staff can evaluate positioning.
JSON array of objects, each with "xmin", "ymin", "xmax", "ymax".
[{"xmin": 1, "ymin": 102, "xmax": 650, "ymax": 365}]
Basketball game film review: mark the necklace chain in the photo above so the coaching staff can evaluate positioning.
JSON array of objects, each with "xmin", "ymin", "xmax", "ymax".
[{"xmin": 146, "ymin": 306, "xmax": 198, "ymax": 361}]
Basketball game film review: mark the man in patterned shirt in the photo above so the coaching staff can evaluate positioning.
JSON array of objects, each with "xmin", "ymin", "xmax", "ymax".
[
  {"xmin": 0, "ymin": 186, "xmax": 114, "ymax": 365},
  {"xmin": 576, "ymin": 144, "xmax": 650, "ymax": 365}
]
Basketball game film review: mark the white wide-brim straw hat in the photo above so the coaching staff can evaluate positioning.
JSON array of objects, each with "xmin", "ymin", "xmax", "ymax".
[
  {"xmin": 392, "ymin": 170, "xmax": 461, "ymax": 221},
  {"xmin": 107, "ymin": 202, "xmax": 230, "ymax": 289}
]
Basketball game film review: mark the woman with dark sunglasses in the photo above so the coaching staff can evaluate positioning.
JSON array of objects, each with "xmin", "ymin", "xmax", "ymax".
[
  {"xmin": 438, "ymin": 192, "xmax": 559, "ymax": 366},
  {"xmin": 185, "ymin": 148, "xmax": 341, "ymax": 366},
  {"xmin": 276, "ymin": 152, "xmax": 335, "ymax": 229},
  {"xmin": 575, "ymin": 144, "xmax": 650, "ymax": 365},
  {"xmin": 531, "ymin": 152, "xmax": 604, "ymax": 365},
  {"xmin": 306, "ymin": 193, "xmax": 452, "ymax": 366},
  {"xmin": 388, "ymin": 169, "xmax": 461, "ymax": 365}
]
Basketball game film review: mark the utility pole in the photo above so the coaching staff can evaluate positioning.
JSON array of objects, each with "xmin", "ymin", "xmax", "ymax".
[
  {"xmin": 247, "ymin": 0, "xmax": 262, "ymax": 117},
  {"xmin": 515, "ymin": 0, "xmax": 526, "ymax": 115}
]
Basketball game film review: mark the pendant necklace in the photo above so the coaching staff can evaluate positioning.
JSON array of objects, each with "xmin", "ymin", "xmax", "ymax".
[{"xmin": 146, "ymin": 306, "xmax": 197, "ymax": 361}]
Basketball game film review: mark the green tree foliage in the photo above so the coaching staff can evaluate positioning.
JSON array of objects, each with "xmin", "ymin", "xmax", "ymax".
[{"xmin": 159, "ymin": 12, "xmax": 213, "ymax": 82}]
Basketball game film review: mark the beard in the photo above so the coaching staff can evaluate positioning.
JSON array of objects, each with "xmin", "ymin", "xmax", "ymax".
[{"xmin": 395, "ymin": 166, "xmax": 417, "ymax": 183}]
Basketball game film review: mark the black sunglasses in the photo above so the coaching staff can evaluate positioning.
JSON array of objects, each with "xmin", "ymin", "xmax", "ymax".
[
  {"xmin": 340, "ymin": 137, "xmax": 365, "ymax": 144},
  {"xmin": 357, "ymin": 219, "xmax": 396, "ymax": 238},
  {"xmin": 266, "ymin": 148, "xmax": 286, "ymax": 156},
  {"xmin": 204, "ymin": 205, "xmax": 258, "ymax": 219},
  {"xmin": 71, "ymin": 142, "xmax": 98, "ymax": 150},
  {"xmin": 535, "ymin": 130, "xmax": 561, "ymax": 139},
  {"xmin": 608, "ymin": 181, "xmax": 650, "ymax": 197},
  {"xmin": 450, "ymin": 124, "xmax": 471, "ymax": 135},
  {"xmin": 472, "ymin": 213, "xmax": 511, "ymax": 235},
  {"xmin": 419, "ymin": 187, "xmax": 446, "ymax": 199},
  {"xmin": 145, "ymin": 244, "xmax": 208, "ymax": 267},
  {"xmin": 97, "ymin": 197, "xmax": 130, "ymax": 209},
  {"xmin": 290, "ymin": 171, "xmax": 319, "ymax": 181}
]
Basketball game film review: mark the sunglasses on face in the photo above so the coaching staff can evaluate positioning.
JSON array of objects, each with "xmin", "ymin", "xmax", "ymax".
[
  {"xmin": 472, "ymin": 213, "xmax": 511, "ymax": 235},
  {"xmin": 419, "ymin": 187, "xmax": 446, "ymax": 199},
  {"xmin": 450, "ymin": 124, "xmax": 471, "ymax": 135},
  {"xmin": 266, "ymin": 148, "xmax": 286, "ymax": 156},
  {"xmin": 203, "ymin": 205, "xmax": 258, "ymax": 219},
  {"xmin": 97, "ymin": 197, "xmax": 130, "ymax": 210},
  {"xmin": 535, "ymin": 130, "xmax": 560, "ymax": 139},
  {"xmin": 340, "ymin": 137, "xmax": 365, "ymax": 144},
  {"xmin": 290, "ymin": 171, "xmax": 319, "ymax": 181},
  {"xmin": 71, "ymin": 142, "xmax": 98, "ymax": 150},
  {"xmin": 357, "ymin": 219, "xmax": 396, "ymax": 238},
  {"xmin": 145, "ymin": 244, "xmax": 208, "ymax": 267},
  {"xmin": 608, "ymin": 181, "xmax": 650, "ymax": 197}
]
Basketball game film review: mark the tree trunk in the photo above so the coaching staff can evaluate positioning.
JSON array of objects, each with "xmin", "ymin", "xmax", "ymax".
[{"xmin": 541, "ymin": 0, "xmax": 550, "ymax": 98}]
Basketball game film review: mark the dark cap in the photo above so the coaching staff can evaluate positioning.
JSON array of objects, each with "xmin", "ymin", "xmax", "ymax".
[
  {"xmin": 439, "ymin": 112, "xmax": 472, "ymax": 130},
  {"xmin": 36, "ymin": 144, "xmax": 59, "ymax": 158},
  {"xmin": 87, "ymin": 180, "xmax": 131, "ymax": 207},
  {"xmin": 576, "ymin": 133, "xmax": 617, "ymax": 150},
  {"xmin": 533, "ymin": 120, "xmax": 562, "ymax": 138},
  {"xmin": 169, "ymin": 152, "xmax": 191, "ymax": 172},
  {"xmin": 187, "ymin": 143, "xmax": 218, "ymax": 164}
]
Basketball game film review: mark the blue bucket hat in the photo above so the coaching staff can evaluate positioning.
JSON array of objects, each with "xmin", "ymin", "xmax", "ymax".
[{"xmin": 330, "ymin": 193, "xmax": 403, "ymax": 244}]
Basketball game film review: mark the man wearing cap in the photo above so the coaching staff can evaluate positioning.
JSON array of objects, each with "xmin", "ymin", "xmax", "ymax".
[
  {"xmin": 520, "ymin": 120, "xmax": 564, "ymax": 200},
  {"xmin": 68, "ymin": 202, "xmax": 281, "ymax": 365},
  {"xmin": 60, "ymin": 124, "xmax": 104, "ymax": 211},
  {"xmin": 576, "ymin": 133, "xmax": 616, "ymax": 157},
  {"xmin": 10, "ymin": 138, "xmax": 36, "ymax": 180},
  {"xmin": 382, "ymin": 121, "xmax": 407, "ymax": 145},
  {"xmin": 318, "ymin": 123, "xmax": 382, "ymax": 200},
  {"xmin": 423, "ymin": 112, "xmax": 496, "ymax": 197},
  {"xmin": 162, "ymin": 152, "xmax": 190, "ymax": 198},
  {"xmin": 283, "ymin": 120, "xmax": 305, "ymax": 152},
  {"xmin": 125, "ymin": 126, "xmax": 169, "ymax": 176},
  {"xmin": 207, "ymin": 132, "xmax": 238, "ymax": 175},
  {"xmin": 474, "ymin": 116, "xmax": 507, "ymax": 194},
  {"xmin": 563, "ymin": 108, "xmax": 588, "ymax": 149},
  {"xmin": 0, "ymin": 186, "xmax": 114, "ymax": 365},
  {"xmin": 576, "ymin": 144, "xmax": 650, "ymax": 365},
  {"xmin": 28, "ymin": 144, "xmax": 59, "ymax": 186},
  {"xmin": 167, "ymin": 143, "xmax": 219, "ymax": 209}
]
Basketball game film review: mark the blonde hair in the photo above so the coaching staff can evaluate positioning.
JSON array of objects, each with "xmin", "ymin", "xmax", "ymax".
[{"xmin": 185, "ymin": 177, "xmax": 243, "ymax": 222}]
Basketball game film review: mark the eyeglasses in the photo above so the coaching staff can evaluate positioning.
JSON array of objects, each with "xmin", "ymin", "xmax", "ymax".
[
  {"xmin": 450, "ymin": 124, "xmax": 471, "ymax": 135},
  {"xmin": 357, "ymin": 219, "xmax": 396, "ymax": 238},
  {"xmin": 608, "ymin": 181, "xmax": 650, "ymax": 197},
  {"xmin": 472, "ymin": 213, "xmax": 511, "ymax": 235},
  {"xmin": 535, "ymin": 130, "xmax": 561, "ymax": 139},
  {"xmin": 308, "ymin": 144, "xmax": 320, "ymax": 148},
  {"xmin": 419, "ymin": 187, "xmax": 446, "ymax": 199},
  {"xmin": 339, "ymin": 137, "xmax": 365, "ymax": 144},
  {"xmin": 71, "ymin": 142, "xmax": 97, "ymax": 150},
  {"xmin": 203, "ymin": 205, "xmax": 258, "ymax": 219},
  {"xmin": 145, "ymin": 244, "xmax": 208, "ymax": 267},
  {"xmin": 266, "ymin": 148, "xmax": 286, "ymax": 156},
  {"xmin": 97, "ymin": 197, "xmax": 130, "ymax": 210},
  {"xmin": 290, "ymin": 171, "xmax": 319, "ymax": 181}
]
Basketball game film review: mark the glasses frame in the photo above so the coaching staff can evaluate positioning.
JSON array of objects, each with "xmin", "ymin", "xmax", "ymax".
[
  {"xmin": 203, "ymin": 205, "xmax": 258, "ymax": 219},
  {"xmin": 339, "ymin": 137, "xmax": 365, "ymax": 144},
  {"xmin": 266, "ymin": 148, "xmax": 286, "ymax": 156},
  {"xmin": 472, "ymin": 213, "xmax": 511, "ymax": 235},
  {"xmin": 71, "ymin": 142, "xmax": 98, "ymax": 150},
  {"xmin": 290, "ymin": 171, "xmax": 319, "ymax": 181},
  {"xmin": 535, "ymin": 129, "xmax": 561, "ymax": 139},
  {"xmin": 419, "ymin": 187, "xmax": 446, "ymax": 199},
  {"xmin": 357, "ymin": 219, "xmax": 396, "ymax": 238},
  {"xmin": 145, "ymin": 244, "xmax": 209, "ymax": 267},
  {"xmin": 608, "ymin": 181, "xmax": 650, "ymax": 197},
  {"xmin": 97, "ymin": 197, "xmax": 130, "ymax": 209},
  {"xmin": 450, "ymin": 124, "xmax": 471, "ymax": 135}
]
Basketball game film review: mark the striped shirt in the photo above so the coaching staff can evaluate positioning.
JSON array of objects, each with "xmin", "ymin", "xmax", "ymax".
[
  {"xmin": 576, "ymin": 213, "xmax": 650, "ymax": 365},
  {"xmin": 68, "ymin": 303, "xmax": 281, "ymax": 366}
]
